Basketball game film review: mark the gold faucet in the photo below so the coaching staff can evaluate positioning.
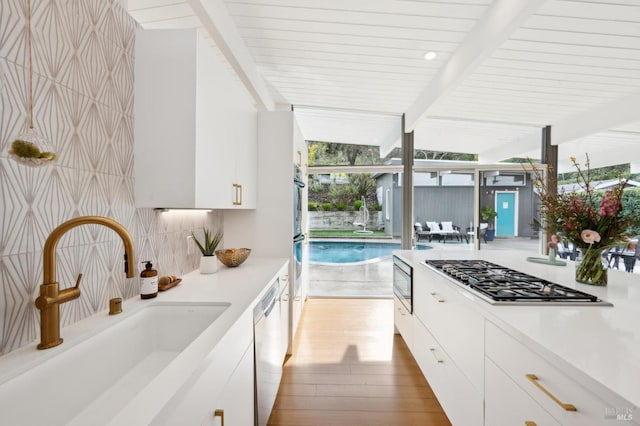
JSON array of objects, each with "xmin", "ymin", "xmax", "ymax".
[{"xmin": 35, "ymin": 216, "xmax": 135, "ymax": 349}]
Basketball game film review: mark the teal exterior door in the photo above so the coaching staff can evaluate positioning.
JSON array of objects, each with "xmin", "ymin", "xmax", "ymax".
[{"xmin": 496, "ymin": 192, "xmax": 517, "ymax": 237}]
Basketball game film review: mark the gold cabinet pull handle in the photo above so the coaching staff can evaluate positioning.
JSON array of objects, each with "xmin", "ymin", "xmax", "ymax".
[
  {"xmin": 232, "ymin": 183, "xmax": 241, "ymax": 205},
  {"xmin": 525, "ymin": 422, "xmax": 537, "ymax": 426},
  {"xmin": 525, "ymin": 374, "xmax": 577, "ymax": 411},
  {"xmin": 430, "ymin": 348, "xmax": 444, "ymax": 363},
  {"xmin": 214, "ymin": 409, "xmax": 224, "ymax": 426},
  {"xmin": 430, "ymin": 292, "xmax": 445, "ymax": 303}
]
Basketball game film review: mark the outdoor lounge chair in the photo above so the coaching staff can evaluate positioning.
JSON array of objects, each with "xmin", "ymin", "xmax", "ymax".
[
  {"xmin": 426, "ymin": 221, "xmax": 443, "ymax": 242},
  {"xmin": 439, "ymin": 221, "xmax": 462, "ymax": 243},
  {"xmin": 414, "ymin": 223, "xmax": 432, "ymax": 242}
]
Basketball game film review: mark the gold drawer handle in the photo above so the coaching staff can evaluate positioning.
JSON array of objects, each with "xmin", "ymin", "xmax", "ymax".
[
  {"xmin": 525, "ymin": 422, "xmax": 537, "ymax": 426},
  {"xmin": 232, "ymin": 184, "xmax": 242, "ymax": 205},
  {"xmin": 525, "ymin": 374, "xmax": 577, "ymax": 412},
  {"xmin": 430, "ymin": 292, "xmax": 445, "ymax": 303},
  {"xmin": 430, "ymin": 348, "xmax": 444, "ymax": 363},
  {"xmin": 214, "ymin": 409, "xmax": 224, "ymax": 426}
]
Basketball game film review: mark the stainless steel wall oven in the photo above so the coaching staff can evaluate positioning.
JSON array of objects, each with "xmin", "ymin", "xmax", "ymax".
[{"xmin": 393, "ymin": 256, "xmax": 413, "ymax": 313}]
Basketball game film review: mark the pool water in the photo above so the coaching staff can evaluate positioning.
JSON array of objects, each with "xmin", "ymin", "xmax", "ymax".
[{"xmin": 309, "ymin": 241, "xmax": 430, "ymax": 264}]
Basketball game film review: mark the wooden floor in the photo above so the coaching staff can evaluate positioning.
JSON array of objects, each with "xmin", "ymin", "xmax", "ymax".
[{"xmin": 268, "ymin": 299, "xmax": 451, "ymax": 426}]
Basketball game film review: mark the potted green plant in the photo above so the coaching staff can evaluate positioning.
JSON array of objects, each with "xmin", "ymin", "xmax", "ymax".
[
  {"xmin": 191, "ymin": 227, "xmax": 223, "ymax": 274},
  {"xmin": 480, "ymin": 205, "xmax": 498, "ymax": 241}
]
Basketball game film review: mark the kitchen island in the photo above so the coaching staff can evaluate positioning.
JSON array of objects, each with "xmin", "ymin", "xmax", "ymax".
[
  {"xmin": 394, "ymin": 248, "xmax": 639, "ymax": 426},
  {"xmin": 0, "ymin": 257, "xmax": 288, "ymax": 426}
]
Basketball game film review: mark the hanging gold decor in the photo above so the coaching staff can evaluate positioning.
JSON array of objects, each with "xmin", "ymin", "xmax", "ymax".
[{"xmin": 8, "ymin": 0, "xmax": 57, "ymax": 167}]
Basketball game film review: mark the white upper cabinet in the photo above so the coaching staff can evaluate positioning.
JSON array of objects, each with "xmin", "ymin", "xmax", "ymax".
[{"xmin": 134, "ymin": 28, "xmax": 257, "ymax": 209}]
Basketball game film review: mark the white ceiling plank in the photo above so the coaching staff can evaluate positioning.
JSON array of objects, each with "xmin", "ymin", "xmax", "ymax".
[
  {"xmin": 513, "ymin": 28, "xmax": 640, "ymax": 50},
  {"xmin": 232, "ymin": 16, "xmax": 468, "ymax": 43},
  {"xmin": 470, "ymin": 65, "xmax": 640, "ymax": 87},
  {"xmin": 254, "ymin": 57, "xmax": 438, "ymax": 78},
  {"xmin": 537, "ymin": 0, "xmax": 640, "ymax": 21},
  {"xmin": 187, "ymin": 0, "xmax": 276, "ymax": 110},
  {"xmin": 225, "ymin": 0, "xmax": 489, "ymax": 20},
  {"xmin": 482, "ymin": 58, "xmax": 640, "ymax": 80},
  {"xmin": 226, "ymin": 3, "xmax": 478, "ymax": 32},
  {"xmin": 404, "ymin": 0, "xmax": 549, "ymax": 132},
  {"xmin": 466, "ymin": 73, "xmax": 639, "ymax": 95},
  {"xmin": 462, "ymin": 79, "xmax": 622, "ymax": 101},
  {"xmin": 492, "ymin": 49, "xmax": 640, "ymax": 71},
  {"xmin": 239, "ymin": 28, "xmax": 460, "ymax": 52},
  {"xmin": 525, "ymin": 15, "xmax": 640, "ymax": 37},
  {"xmin": 261, "ymin": 72, "xmax": 427, "ymax": 89},
  {"xmin": 257, "ymin": 65, "xmax": 429, "ymax": 83},
  {"xmin": 248, "ymin": 47, "xmax": 443, "ymax": 69},
  {"xmin": 245, "ymin": 41, "xmax": 454, "ymax": 61},
  {"xmin": 501, "ymin": 39, "xmax": 640, "ymax": 61},
  {"xmin": 552, "ymin": 93, "xmax": 640, "ymax": 145}
]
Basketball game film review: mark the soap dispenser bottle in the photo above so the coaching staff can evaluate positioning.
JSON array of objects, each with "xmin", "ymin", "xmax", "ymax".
[{"xmin": 140, "ymin": 261, "xmax": 158, "ymax": 299}]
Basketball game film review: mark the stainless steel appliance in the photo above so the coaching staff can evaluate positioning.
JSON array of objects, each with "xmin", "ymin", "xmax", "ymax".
[
  {"xmin": 254, "ymin": 277, "xmax": 288, "ymax": 426},
  {"xmin": 291, "ymin": 165, "xmax": 305, "ymax": 349},
  {"xmin": 422, "ymin": 259, "xmax": 612, "ymax": 306},
  {"xmin": 393, "ymin": 256, "xmax": 413, "ymax": 313}
]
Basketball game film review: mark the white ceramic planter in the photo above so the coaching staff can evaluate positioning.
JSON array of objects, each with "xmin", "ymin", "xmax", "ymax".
[{"xmin": 199, "ymin": 255, "xmax": 218, "ymax": 274}]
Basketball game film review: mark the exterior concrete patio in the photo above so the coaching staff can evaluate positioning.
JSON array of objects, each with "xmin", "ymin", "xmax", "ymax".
[{"xmin": 308, "ymin": 237, "xmax": 541, "ymax": 298}]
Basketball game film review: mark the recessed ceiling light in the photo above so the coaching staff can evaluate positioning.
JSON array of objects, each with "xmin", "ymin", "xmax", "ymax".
[{"xmin": 424, "ymin": 51, "xmax": 437, "ymax": 61}]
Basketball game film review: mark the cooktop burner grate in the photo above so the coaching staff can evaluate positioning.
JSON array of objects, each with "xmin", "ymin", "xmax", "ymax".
[{"xmin": 422, "ymin": 259, "xmax": 611, "ymax": 306}]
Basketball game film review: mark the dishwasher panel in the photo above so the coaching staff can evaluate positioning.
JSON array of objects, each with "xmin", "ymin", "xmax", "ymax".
[{"xmin": 254, "ymin": 279, "xmax": 284, "ymax": 426}]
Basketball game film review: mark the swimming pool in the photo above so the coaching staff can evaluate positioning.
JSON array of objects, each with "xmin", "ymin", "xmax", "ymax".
[{"xmin": 308, "ymin": 241, "xmax": 430, "ymax": 264}]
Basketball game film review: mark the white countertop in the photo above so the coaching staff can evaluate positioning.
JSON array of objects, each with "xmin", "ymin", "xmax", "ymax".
[
  {"xmin": 0, "ymin": 257, "xmax": 288, "ymax": 424},
  {"xmin": 394, "ymin": 248, "xmax": 640, "ymax": 409}
]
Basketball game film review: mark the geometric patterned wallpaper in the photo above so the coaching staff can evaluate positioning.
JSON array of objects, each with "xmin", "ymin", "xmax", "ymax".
[{"xmin": 0, "ymin": 0, "xmax": 220, "ymax": 355}]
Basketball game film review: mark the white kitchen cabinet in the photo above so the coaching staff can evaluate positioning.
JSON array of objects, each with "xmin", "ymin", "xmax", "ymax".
[
  {"xmin": 412, "ymin": 265, "xmax": 484, "ymax": 391},
  {"xmin": 224, "ymin": 112, "xmax": 308, "ymax": 354},
  {"xmin": 134, "ymin": 28, "xmax": 257, "ymax": 209},
  {"xmin": 486, "ymin": 357, "xmax": 561, "ymax": 426},
  {"xmin": 393, "ymin": 296, "xmax": 413, "ymax": 349},
  {"xmin": 485, "ymin": 321, "xmax": 640, "ymax": 426},
  {"xmin": 151, "ymin": 311, "xmax": 254, "ymax": 425},
  {"xmin": 412, "ymin": 316, "xmax": 483, "ymax": 426},
  {"xmin": 206, "ymin": 341, "xmax": 255, "ymax": 426}
]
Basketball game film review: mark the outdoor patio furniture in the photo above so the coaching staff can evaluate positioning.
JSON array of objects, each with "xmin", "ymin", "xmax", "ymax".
[
  {"xmin": 414, "ymin": 223, "xmax": 432, "ymax": 242},
  {"xmin": 557, "ymin": 241, "xmax": 578, "ymax": 260},
  {"xmin": 607, "ymin": 238, "xmax": 640, "ymax": 272},
  {"xmin": 425, "ymin": 221, "xmax": 443, "ymax": 242},
  {"xmin": 440, "ymin": 221, "xmax": 462, "ymax": 243},
  {"xmin": 465, "ymin": 223, "xmax": 488, "ymax": 244}
]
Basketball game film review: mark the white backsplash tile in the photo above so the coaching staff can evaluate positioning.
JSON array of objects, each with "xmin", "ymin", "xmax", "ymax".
[{"xmin": 0, "ymin": 0, "xmax": 218, "ymax": 355}]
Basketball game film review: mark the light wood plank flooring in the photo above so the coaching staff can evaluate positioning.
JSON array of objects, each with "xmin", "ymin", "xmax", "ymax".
[{"xmin": 268, "ymin": 299, "xmax": 451, "ymax": 426}]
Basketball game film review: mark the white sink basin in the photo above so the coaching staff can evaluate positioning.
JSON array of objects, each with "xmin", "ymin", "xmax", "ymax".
[{"xmin": 0, "ymin": 301, "xmax": 229, "ymax": 426}]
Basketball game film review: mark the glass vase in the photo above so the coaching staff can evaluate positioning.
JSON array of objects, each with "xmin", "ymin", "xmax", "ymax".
[{"xmin": 575, "ymin": 246, "xmax": 608, "ymax": 286}]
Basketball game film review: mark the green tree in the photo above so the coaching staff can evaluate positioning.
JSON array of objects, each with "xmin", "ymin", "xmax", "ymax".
[{"xmin": 349, "ymin": 173, "xmax": 376, "ymax": 200}]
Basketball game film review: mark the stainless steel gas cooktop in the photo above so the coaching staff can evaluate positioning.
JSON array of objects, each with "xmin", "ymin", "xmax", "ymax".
[{"xmin": 422, "ymin": 259, "xmax": 612, "ymax": 306}]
